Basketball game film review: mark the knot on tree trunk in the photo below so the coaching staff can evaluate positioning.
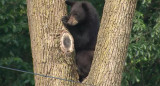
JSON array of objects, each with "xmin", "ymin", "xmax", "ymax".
[{"xmin": 60, "ymin": 30, "xmax": 74, "ymax": 54}]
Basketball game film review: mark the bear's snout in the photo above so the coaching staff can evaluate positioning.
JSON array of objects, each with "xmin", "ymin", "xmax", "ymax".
[{"xmin": 67, "ymin": 15, "xmax": 78, "ymax": 25}]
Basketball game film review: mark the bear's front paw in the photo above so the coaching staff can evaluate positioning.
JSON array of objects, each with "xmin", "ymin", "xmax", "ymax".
[{"xmin": 62, "ymin": 16, "xmax": 69, "ymax": 24}]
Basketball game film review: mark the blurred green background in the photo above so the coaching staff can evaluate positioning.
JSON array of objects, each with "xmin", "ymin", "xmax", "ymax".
[{"xmin": 0, "ymin": 0, "xmax": 159, "ymax": 86}]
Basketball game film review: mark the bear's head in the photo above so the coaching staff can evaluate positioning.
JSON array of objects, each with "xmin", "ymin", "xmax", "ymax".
[{"xmin": 65, "ymin": 0, "xmax": 89, "ymax": 26}]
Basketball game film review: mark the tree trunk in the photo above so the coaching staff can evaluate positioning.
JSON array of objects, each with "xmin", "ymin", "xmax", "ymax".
[
  {"xmin": 27, "ymin": 0, "xmax": 78, "ymax": 86},
  {"xmin": 83, "ymin": 0, "xmax": 137, "ymax": 86},
  {"xmin": 27, "ymin": 0, "xmax": 137, "ymax": 86}
]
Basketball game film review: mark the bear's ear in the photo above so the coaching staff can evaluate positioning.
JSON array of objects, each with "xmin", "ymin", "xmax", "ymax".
[
  {"xmin": 82, "ymin": 3, "xmax": 89, "ymax": 12},
  {"xmin": 65, "ymin": 0, "xmax": 75, "ymax": 6}
]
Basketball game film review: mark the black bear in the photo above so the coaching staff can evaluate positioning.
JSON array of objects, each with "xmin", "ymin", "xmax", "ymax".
[{"xmin": 62, "ymin": 0, "xmax": 100, "ymax": 82}]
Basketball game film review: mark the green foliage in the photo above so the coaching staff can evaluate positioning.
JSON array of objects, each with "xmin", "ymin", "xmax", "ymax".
[
  {"xmin": 0, "ymin": 57, "xmax": 34, "ymax": 86},
  {"xmin": 0, "ymin": 0, "xmax": 33, "ymax": 86},
  {"xmin": 122, "ymin": 0, "xmax": 160, "ymax": 86},
  {"xmin": 0, "ymin": 0, "xmax": 31, "ymax": 60}
]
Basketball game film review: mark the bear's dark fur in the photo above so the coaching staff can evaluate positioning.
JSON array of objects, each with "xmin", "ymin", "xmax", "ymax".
[{"xmin": 62, "ymin": 0, "xmax": 99, "ymax": 82}]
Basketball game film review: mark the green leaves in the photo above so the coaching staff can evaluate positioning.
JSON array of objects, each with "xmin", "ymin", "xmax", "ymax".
[
  {"xmin": 0, "ymin": 0, "xmax": 33, "ymax": 86},
  {"xmin": 122, "ymin": 0, "xmax": 160, "ymax": 86},
  {"xmin": 0, "ymin": 57, "xmax": 34, "ymax": 86}
]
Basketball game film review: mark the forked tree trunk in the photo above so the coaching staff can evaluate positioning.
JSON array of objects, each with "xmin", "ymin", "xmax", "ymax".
[
  {"xmin": 27, "ymin": 0, "xmax": 137, "ymax": 86},
  {"xmin": 27, "ymin": 0, "xmax": 78, "ymax": 86},
  {"xmin": 83, "ymin": 0, "xmax": 137, "ymax": 86}
]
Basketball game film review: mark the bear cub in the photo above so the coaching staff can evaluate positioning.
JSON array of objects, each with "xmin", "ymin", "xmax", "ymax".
[{"xmin": 62, "ymin": 0, "xmax": 100, "ymax": 82}]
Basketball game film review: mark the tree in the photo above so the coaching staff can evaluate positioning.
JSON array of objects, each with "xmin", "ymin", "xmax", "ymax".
[
  {"xmin": 27, "ymin": 0, "xmax": 78, "ymax": 86},
  {"xmin": 27, "ymin": 0, "xmax": 137, "ymax": 86},
  {"xmin": 84, "ymin": 0, "xmax": 137, "ymax": 85}
]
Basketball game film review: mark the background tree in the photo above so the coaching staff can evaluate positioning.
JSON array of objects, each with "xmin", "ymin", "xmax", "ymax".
[{"xmin": 0, "ymin": 0, "xmax": 160, "ymax": 86}]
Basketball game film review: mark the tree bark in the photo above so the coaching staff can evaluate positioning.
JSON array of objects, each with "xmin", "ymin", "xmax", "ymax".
[
  {"xmin": 83, "ymin": 0, "xmax": 137, "ymax": 86},
  {"xmin": 27, "ymin": 0, "xmax": 78, "ymax": 86},
  {"xmin": 27, "ymin": 0, "xmax": 137, "ymax": 86}
]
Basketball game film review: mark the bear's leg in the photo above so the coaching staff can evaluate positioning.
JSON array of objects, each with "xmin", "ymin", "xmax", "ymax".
[{"xmin": 76, "ymin": 50, "xmax": 94, "ymax": 82}]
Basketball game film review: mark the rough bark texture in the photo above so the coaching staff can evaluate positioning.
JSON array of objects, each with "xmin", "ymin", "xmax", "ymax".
[
  {"xmin": 27, "ymin": 0, "xmax": 137, "ymax": 85},
  {"xmin": 84, "ymin": 0, "xmax": 137, "ymax": 86},
  {"xmin": 27, "ymin": 0, "xmax": 78, "ymax": 86}
]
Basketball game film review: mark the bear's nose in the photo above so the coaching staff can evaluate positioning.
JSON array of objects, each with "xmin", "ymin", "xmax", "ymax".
[{"xmin": 67, "ymin": 15, "xmax": 78, "ymax": 26}]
